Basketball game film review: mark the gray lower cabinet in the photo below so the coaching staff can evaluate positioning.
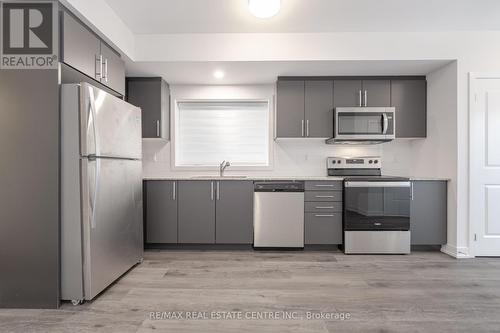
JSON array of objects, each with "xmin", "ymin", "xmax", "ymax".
[
  {"xmin": 305, "ymin": 191, "xmax": 342, "ymax": 202},
  {"xmin": 276, "ymin": 80, "xmax": 305, "ymax": 138},
  {"xmin": 410, "ymin": 181, "xmax": 447, "ymax": 245},
  {"xmin": 304, "ymin": 181, "xmax": 343, "ymax": 245},
  {"xmin": 305, "ymin": 213, "xmax": 342, "ymax": 245},
  {"xmin": 304, "ymin": 80, "xmax": 333, "ymax": 138},
  {"xmin": 145, "ymin": 181, "xmax": 177, "ymax": 243},
  {"xmin": 126, "ymin": 77, "xmax": 170, "ymax": 139},
  {"xmin": 392, "ymin": 79, "xmax": 427, "ymax": 138},
  {"xmin": 215, "ymin": 181, "xmax": 254, "ymax": 244},
  {"xmin": 178, "ymin": 181, "xmax": 216, "ymax": 243}
]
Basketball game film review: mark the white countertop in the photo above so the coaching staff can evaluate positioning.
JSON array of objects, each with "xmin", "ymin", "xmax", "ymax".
[{"xmin": 143, "ymin": 176, "xmax": 450, "ymax": 181}]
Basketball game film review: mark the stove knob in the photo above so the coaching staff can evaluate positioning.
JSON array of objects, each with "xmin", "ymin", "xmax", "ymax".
[
  {"xmin": 337, "ymin": 160, "xmax": 341, "ymax": 164},
  {"xmin": 374, "ymin": 160, "xmax": 379, "ymax": 164},
  {"xmin": 331, "ymin": 160, "xmax": 336, "ymax": 164},
  {"xmin": 369, "ymin": 160, "xmax": 373, "ymax": 164}
]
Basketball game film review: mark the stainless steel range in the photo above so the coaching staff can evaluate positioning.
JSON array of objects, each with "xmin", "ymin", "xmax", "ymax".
[{"xmin": 327, "ymin": 157, "xmax": 411, "ymax": 254}]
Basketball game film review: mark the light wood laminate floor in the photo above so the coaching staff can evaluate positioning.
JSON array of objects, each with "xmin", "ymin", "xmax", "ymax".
[{"xmin": 2, "ymin": 250, "xmax": 500, "ymax": 332}]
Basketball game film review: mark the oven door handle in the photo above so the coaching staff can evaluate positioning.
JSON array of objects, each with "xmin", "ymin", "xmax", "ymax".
[
  {"xmin": 382, "ymin": 113, "xmax": 389, "ymax": 134},
  {"xmin": 345, "ymin": 181, "xmax": 411, "ymax": 188}
]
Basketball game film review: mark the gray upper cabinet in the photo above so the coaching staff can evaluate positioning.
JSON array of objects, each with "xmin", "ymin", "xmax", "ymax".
[
  {"xmin": 215, "ymin": 181, "xmax": 254, "ymax": 244},
  {"xmin": 361, "ymin": 80, "xmax": 391, "ymax": 107},
  {"xmin": 410, "ymin": 181, "xmax": 447, "ymax": 245},
  {"xmin": 392, "ymin": 80, "xmax": 427, "ymax": 138},
  {"xmin": 100, "ymin": 42, "xmax": 125, "ymax": 95},
  {"xmin": 276, "ymin": 80, "xmax": 305, "ymax": 138},
  {"xmin": 178, "ymin": 181, "xmax": 216, "ymax": 243},
  {"xmin": 61, "ymin": 11, "xmax": 125, "ymax": 95},
  {"xmin": 126, "ymin": 77, "xmax": 170, "ymax": 139},
  {"xmin": 145, "ymin": 181, "xmax": 177, "ymax": 244},
  {"xmin": 333, "ymin": 80, "xmax": 363, "ymax": 107},
  {"xmin": 61, "ymin": 12, "xmax": 100, "ymax": 80},
  {"xmin": 333, "ymin": 79, "xmax": 390, "ymax": 107},
  {"xmin": 305, "ymin": 81, "xmax": 334, "ymax": 138}
]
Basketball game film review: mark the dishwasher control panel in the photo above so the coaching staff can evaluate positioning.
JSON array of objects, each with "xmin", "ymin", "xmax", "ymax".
[{"xmin": 254, "ymin": 181, "xmax": 304, "ymax": 192}]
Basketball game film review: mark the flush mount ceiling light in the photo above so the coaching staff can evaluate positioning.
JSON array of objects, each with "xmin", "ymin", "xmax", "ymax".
[
  {"xmin": 248, "ymin": 0, "xmax": 281, "ymax": 18},
  {"xmin": 213, "ymin": 70, "xmax": 225, "ymax": 79}
]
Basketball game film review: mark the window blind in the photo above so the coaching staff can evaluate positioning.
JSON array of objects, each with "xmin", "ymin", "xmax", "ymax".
[{"xmin": 176, "ymin": 101, "xmax": 270, "ymax": 167}]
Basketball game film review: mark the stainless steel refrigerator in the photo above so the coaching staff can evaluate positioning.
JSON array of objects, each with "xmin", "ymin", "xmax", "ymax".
[{"xmin": 60, "ymin": 82, "xmax": 143, "ymax": 304}]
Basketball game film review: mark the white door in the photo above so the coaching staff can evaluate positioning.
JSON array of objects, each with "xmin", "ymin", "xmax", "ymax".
[{"xmin": 470, "ymin": 74, "xmax": 500, "ymax": 256}]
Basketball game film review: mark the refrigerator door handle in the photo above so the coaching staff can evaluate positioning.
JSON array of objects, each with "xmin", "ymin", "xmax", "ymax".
[
  {"xmin": 88, "ymin": 158, "xmax": 99, "ymax": 229},
  {"xmin": 87, "ymin": 86, "xmax": 99, "ymax": 156}
]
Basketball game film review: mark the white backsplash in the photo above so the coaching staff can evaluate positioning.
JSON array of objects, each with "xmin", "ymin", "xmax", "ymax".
[
  {"xmin": 142, "ymin": 139, "xmax": 413, "ymax": 178},
  {"xmin": 143, "ymin": 84, "xmax": 414, "ymax": 178}
]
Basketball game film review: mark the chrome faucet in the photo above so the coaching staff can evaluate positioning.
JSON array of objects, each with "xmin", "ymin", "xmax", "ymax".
[{"xmin": 219, "ymin": 160, "xmax": 230, "ymax": 177}]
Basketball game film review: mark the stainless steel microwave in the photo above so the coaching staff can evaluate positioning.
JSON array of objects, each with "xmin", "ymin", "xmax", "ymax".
[{"xmin": 326, "ymin": 107, "xmax": 396, "ymax": 144}]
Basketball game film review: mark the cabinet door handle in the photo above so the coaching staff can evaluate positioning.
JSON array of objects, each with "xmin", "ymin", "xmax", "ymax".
[
  {"xmin": 358, "ymin": 90, "xmax": 362, "ymax": 106},
  {"xmin": 211, "ymin": 181, "xmax": 214, "ymax": 200},
  {"xmin": 314, "ymin": 184, "xmax": 335, "ymax": 187},
  {"xmin": 95, "ymin": 54, "xmax": 103, "ymax": 79},
  {"xmin": 315, "ymin": 206, "xmax": 334, "ymax": 209},
  {"xmin": 314, "ymin": 214, "xmax": 334, "ymax": 217},
  {"xmin": 315, "ymin": 195, "xmax": 334, "ymax": 198},
  {"xmin": 411, "ymin": 181, "xmax": 414, "ymax": 200},
  {"xmin": 364, "ymin": 90, "xmax": 367, "ymax": 107},
  {"xmin": 103, "ymin": 58, "xmax": 108, "ymax": 83},
  {"xmin": 216, "ymin": 181, "xmax": 220, "ymax": 200},
  {"xmin": 306, "ymin": 119, "xmax": 310, "ymax": 137},
  {"xmin": 301, "ymin": 119, "xmax": 304, "ymax": 137},
  {"xmin": 172, "ymin": 181, "xmax": 176, "ymax": 201},
  {"xmin": 156, "ymin": 120, "xmax": 160, "ymax": 137}
]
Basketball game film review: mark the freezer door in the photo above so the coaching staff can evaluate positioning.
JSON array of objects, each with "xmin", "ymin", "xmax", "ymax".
[
  {"xmin": 80, "ymin": 82, "xmax": 142, "ymax": 159},
  {"xmin": 81, "ymin": 158, "xmax": 143, "ymax": 300}
]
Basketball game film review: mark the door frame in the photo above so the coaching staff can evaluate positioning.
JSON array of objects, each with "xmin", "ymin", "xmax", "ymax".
[{"xmin": 469, "ymin": 72, "xmax": 500, "ymax": 257}]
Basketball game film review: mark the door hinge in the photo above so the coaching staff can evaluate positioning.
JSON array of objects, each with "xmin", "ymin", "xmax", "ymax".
[{"xmin": 474, "ymin": 233, "xmax": 477, "ymax": 241}]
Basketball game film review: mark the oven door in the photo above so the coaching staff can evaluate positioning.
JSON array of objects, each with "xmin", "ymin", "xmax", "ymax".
[
  {"xmin": 344, "ymin": 181, "xmax": 411, "ymax": 231},
  {"xmin": 334, "ymin": 107, "xmax": 395, "ymax": 141}
]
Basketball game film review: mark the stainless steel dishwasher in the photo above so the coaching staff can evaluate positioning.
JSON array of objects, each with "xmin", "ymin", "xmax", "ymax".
[{"xmin": 253, "ymin": 181, "xmax": 305, "ymax": 249}]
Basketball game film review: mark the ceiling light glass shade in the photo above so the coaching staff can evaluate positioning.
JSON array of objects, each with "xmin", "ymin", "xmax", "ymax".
[{"xmin": 248, "ymin": 0, "xmax": 281, "ymax": 18}]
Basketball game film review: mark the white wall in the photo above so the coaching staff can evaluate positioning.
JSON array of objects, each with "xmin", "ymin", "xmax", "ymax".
[{"xmin": 143, "ymin": 84, "xmax": 413, "ymax": 178}]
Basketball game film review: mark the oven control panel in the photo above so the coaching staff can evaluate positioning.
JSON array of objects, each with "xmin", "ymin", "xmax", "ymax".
[{"xmin": 327, "ymin": 156, "xmax": 381, "ymax": 169}]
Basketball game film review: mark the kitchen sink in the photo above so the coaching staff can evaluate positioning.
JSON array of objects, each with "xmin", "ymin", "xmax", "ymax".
[{"xmin": 190, "ymin": 176, "xmax": 248, "ymax": 179}]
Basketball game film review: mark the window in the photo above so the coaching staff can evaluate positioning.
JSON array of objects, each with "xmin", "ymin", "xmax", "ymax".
[{"xmin": 175, "ymin": 101, "xmax": 270, "ymax": 167}]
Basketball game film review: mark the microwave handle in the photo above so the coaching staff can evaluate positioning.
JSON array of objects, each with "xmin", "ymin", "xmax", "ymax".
[{"xmin": 382, "ymin": 113, "xmax": 389, "ymax": 134}]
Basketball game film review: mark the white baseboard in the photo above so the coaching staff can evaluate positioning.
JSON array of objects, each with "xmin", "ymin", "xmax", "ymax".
[{"xmin": 441, "ymin": 244, "xmax": 474, "ymax": 258}]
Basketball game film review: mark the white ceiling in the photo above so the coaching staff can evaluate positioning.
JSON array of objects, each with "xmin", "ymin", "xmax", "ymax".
[
  {"xmin": 125, "ymin": 60, "xmax": 452, "ymax": 85},
  {"xmin": 105, "ymin": 0, "xmax": 500, "ymax": 34}
]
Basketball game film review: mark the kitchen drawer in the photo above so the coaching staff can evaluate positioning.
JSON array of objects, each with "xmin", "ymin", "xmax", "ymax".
[
  {"xmin": 304, "ymin": 202, "xmax": 342, "ymax": 213},
  {"xmin": 305, "ymin": 213, "xmax": 343, "ymax": 244},
  {"xmin": 305, "ymin": 181, "xmax": 342, "ymax": 191},
  {"xmin": 305, "ymin": 191, "xmax": 342, "ymax": 202}
]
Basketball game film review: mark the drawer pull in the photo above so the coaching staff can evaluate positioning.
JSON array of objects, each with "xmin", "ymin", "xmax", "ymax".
[
  {"xmin": 315, "ymin": 184, "xmax": 336, "ymax": 187},
  {"xmin": 314, "ymin": 214, "xmax": 335, "ymax": 217},
  {"xmin": 315, "ymin": 195, "xmax": 335, "ymax": 198},
  {"xmin": 315, "ymin": 206, "xmax": 334, "ymax": 209}
]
